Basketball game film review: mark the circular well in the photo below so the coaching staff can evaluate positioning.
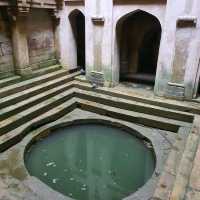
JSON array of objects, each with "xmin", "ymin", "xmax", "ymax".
[{"xmin": 25, "ymin": 122, "xmax": 155, "ymax": 200}]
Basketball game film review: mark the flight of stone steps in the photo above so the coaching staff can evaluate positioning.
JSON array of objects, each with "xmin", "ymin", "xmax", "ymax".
[
  {"xmin": 0, "ymin": 65, "xmax": 196, "ymax": 150},
  {"xmin": 0, "ymin": 65, "xmax": 200, "ymax": 199}
]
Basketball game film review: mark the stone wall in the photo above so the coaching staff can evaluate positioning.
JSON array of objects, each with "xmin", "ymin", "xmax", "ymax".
[
  {"xmin": 0, "ymin": 11, "xmax": 14, "ymax": 76},
  {"xmin": 154, "ymin": 0, "xmax": 200, "ymax": 100},
  {"xmin": 59, "ymin": 5, "xmax": 85, "ymax": 70},
  {"xmin": 27, "ymin": 9, "xmax": 56, "ymax": 69},
  {"xmin": 1, "ymin": 0, "xmax": 200, "ymax": 100}
]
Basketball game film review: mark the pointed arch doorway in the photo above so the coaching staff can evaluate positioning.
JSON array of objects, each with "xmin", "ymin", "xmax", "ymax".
[
  {"xmin": 69, "ymin": 10, "xmax": 85, "ymax": 70},
  {"xmin": 116, "ymin": 10, "xmax": 162, "ymax": 85}
]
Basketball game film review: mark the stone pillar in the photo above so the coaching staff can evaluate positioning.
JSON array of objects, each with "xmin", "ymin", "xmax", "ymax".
[
  {"xmin": 85, "ymin": 0, "xmax": 113, "ymax": 86},
  {"xmin": 52, "ymin": 11, "xmax": 61, "ymax": 64},
  {"xmin": 154, "ymin": 0, "xmax": 197, "ymax": 100},
  {"xmin": 11, "ymin": 15, "xmax": 31, "ymax": 76},
  {"xmin": 167, "ymin": 16, "xmax": 197, "ymax": 99},
  {"xmin": 183, "ymin": 0, "xmax": 200, "ymax": 99}
]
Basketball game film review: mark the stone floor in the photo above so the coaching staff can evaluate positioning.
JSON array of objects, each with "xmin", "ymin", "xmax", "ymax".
[{"xmin": 0, "ymin": 71, "xmax": 200, "ymax": 200}]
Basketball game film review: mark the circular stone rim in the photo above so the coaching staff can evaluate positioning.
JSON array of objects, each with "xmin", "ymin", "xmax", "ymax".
[{"xmin": 21, "ymin": 118, "xmax": 158, "ymax": 200}]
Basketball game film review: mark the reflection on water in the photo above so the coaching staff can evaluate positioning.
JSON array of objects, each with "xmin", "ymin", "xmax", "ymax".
[{"xmin": 25, "ymin": 123, "xmax": 155, "ymax": 200}]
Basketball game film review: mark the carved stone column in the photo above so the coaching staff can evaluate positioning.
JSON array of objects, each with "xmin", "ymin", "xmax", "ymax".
[
  {"xmin": 85, "ymin": 0, "xmax": 113, "ymax": 86},
  {"xmin": 8, "ymin": 5, "xmax": 32, "ymax": 76},
  {"xmin": 11, "ymin": 15, "xmax": 31, "ymax": 76},
  {"xmin": 51, "ymin": 10, "xmax": 61, "ymax": 63}
]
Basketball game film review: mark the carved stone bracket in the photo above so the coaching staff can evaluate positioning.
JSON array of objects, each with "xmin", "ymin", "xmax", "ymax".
[
  {"xmin": 50, "ymin": 9, "xmax": 61, "ymax": 26},
  {"xmin": 177, "ymin": 16, "xmax": 197, "ymax": 28},
  {"xmin": 7, "ymin": 0, "xmax": 64, "ymax": 17},
  {"xmin": 7, "ymin": 0, "xmax": 31, "ymax": 19},
  {"xmin": 92, "ymin": 16, "xmax": 105, "ymax": 25},
  {"xmin": 55, "ymin": 0, "xmax": 64, "ymax": 10},
  {"xmin": 18, "ymin": 0, "xmax": 31, "ymax": 13},
  {"xmin": 65, "ymin": 0, "xmax": 84, "ymax": 6}
]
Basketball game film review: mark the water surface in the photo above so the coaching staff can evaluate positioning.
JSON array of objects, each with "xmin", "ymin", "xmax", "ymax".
[{"xmin": 25, "ymin": 123, "xmax": 155, "ymax": 200}]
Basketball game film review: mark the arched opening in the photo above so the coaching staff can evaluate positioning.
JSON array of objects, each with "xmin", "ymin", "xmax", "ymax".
[
  {"xmin": 69, "ymin": 10, "xmax": 85, "ymax": 70},
  {"xmin": 117, "ymin": 10, "xmax": 161, "ymax": 85},
  {"xmin": 197, "ymin": 71, "xmax": 200, "ymax": 98}
]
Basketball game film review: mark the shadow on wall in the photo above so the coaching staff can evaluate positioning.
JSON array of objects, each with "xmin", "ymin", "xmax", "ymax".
[{"xmin": 116, "ymin": 10, "xmax": 161, "ymax": 85}]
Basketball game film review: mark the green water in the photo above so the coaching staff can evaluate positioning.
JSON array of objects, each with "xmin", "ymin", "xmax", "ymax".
[{"xmin": 25, "ymin": 123, "xmax": 155, "ymax": 200}]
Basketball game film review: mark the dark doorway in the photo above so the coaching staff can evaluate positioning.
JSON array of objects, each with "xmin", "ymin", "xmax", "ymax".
[
  {"xmin": 117, "ymin": 10, "xmax": 161, "ymax": 85},
  {"xmin": 69, "ymin": 10, "xmax": 85, "ymax": 70}
]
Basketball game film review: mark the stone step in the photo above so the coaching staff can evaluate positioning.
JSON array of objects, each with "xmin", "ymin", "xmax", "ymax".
[
  {"xmin": 77, "ymin": 99, "xmax": 191, "ymax": 132},
  {"xmin": 169, "ymin": 116, "xmax": 200, "ymax": 200},
  {"xmin": 31, "ymin": 64, "xmax": 62, "ymax": 77},
  {"xmin": 30, "ymin": 59, "xmax": 58, "ymax": 70},
  {"xmin": 0, "ymin": 81, "xmax": 193, "ymax": 126},
  {"xmin": 185, "ymin": 128, "xmax": 200, "ymax": 199},
  {"xmin": 0, "ymin": 88, "xmax": 76, "ymax": 136},
  {"xmin": 0, "ymin": 82, "xmax": 73, "ymax": 120},
  {"xmin": 0, "ymin": 98, "xmax": 77, "ymax": 152},
  {"xmin": 0, "ymin": 75, "xmax": 21, "ymax": 88},
  {"xmin": 0, "ymin": 68, "xmax": 74, "ymax": 98},
  {"xmin": 0, "ymin": 72, "xmax": 78, "ymax": 109},
  {"xmin": 0, "ymin": 65, "xmax": 61, "ymax": 89},
  {"xmin": 0, "ymin": 83, "xmax": 191, "ymax": 138},
  {"xmin": 75, "ymin": 75, "xmax": 89, "ymax": 83},
  {"xmin": 152, "ymin": 126, "xmax": 190, "ymax": 200},
  {"xmin": 0, "ymin": 95, "xmax": 191, "ymax": 153},
  {"xmin": 74, "ymin": 88, "xmax": 194, "ymax": 123},
  {"xmin": 74, "ymin": 80, "xmax": 200, "ymax": 115}
]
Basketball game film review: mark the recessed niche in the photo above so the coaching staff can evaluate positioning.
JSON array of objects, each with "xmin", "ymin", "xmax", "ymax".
[
  {"xmin": 177, "ymin": 16, "xmax": 197, "ymax": 28},
  {"xmin": 91, "ymin": 16, "xmax": 105, "ymax": 25}
]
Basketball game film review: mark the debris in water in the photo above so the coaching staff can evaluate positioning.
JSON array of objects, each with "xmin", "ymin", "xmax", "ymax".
[
  {"xmin": 43, "ymin": 172, "xmax": 48, "ymax": 176},
  {"xmin": 52, "ymin": 178, "xmax": 59, "ymax": 184},
  {"xmin": 46, "ymin": 162, "xmax": 55, "ymax": 167}
]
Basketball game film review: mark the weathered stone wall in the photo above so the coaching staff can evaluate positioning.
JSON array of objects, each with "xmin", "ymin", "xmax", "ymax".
[
  {"xmin": 59, "ymin": 4, "xmax": 85, "ymax": 70},
  {"xmin": 154, "ymin": 0, "xmax": 200, "ymax": 100},
  {"xmin": 60, "ymin": 0, "xmax": 200, "ymax": 99},
  {"xmin": 27, "ymin": 9, "xmax": 56, "ymax": 69},
  {"xmin": 84, "ymin": 0, "xmax": 113, "ymax": 86},
  {"xmin": 0, "ymin": 11, "xmax": 14, "ymax": 76}
]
